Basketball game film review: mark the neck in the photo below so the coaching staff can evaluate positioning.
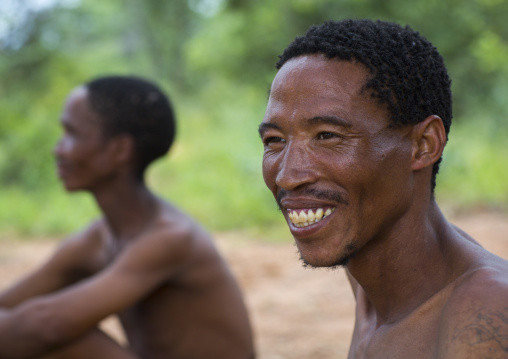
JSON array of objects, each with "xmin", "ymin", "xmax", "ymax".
[
  {"xmin": 91, "ymin": 177, "xmax": 159, "ymax": 240},
  {"xmin": 347, "ymin": 200, "xmax": 457, "ymax": 325}
]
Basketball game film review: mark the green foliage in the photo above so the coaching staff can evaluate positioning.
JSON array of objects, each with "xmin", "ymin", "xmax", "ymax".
[
  {"xmin": 437, "ymin": 116, "xmax": 508, "ymax": 209},
  {"xmin": 0, "ymin": 187, "xmax": 98, "ymax": 237},
  {"xmin": 149, "ymin": 80, "xmax": 282, "ymax": 231},
  {"xmin": 0, "ymin": 0, "xmax": 507, "ymax": 237}
]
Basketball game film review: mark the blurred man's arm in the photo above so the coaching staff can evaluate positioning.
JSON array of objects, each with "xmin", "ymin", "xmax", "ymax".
[
  {"xmin": 0, "ymin": 228, "xmax": 189, "ymax": 359},
  {"xmin": 0, "ymin": 224, "xmax": 102, "ymax": 308}
]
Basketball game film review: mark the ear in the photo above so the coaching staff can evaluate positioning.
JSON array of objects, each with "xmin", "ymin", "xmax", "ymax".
[
  {"xmin": 107, "ymin": 134, "xmax": 135, "ymax": 166},
  {"xmin": 410, "ymin": 115, "xmax": 447, "ymax": 171}
]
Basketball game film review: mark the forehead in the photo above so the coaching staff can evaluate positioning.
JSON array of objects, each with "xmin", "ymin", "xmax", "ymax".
[
  {"xmin": 61, "ymin": 86, "xmax": 103, "ymax": 129},
  {"xmin": 272, "ymin": 54, "xmax": 368, "ymax": 96},
  {"xmin": 264, "ymin": 55, "xmax": 386, "ymax": 129}
]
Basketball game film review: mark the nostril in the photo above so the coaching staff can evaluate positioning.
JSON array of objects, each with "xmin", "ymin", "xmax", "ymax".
[
  {"xmin": 275, "ymin": 143, "xmax": 318, "ymax": 190},
  {"xmin": 276, "ymin": 166, "xmax": 318, "ymax": 191}
]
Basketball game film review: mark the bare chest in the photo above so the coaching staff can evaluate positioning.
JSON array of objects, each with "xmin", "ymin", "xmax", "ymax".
[
  {"xmin": 348, "ymin": 315, "xmax": 441, "ymax": 359},
  {"xmin": 347, "ymin": 293, "xmax": 450, "ymax": 359}
]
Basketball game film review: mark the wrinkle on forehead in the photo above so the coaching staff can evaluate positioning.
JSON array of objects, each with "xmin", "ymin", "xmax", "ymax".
[
  {"xmin": 272, "ymin": 54, "xmax": 369, "ymax": 96},
  {"xmin": 263, "ymin": 54, "xmax": 394, "ymax": 138},
  {"xmin": 269, "ymin": 60, "xmax": 372, "ymax": 127},
  {"xmin": 266, "ymin": 55, "xmax": 371, "ymax": 120}
]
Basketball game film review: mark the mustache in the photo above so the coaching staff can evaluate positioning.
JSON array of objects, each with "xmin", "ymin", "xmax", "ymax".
[{"xmin": 276, "ymin": 188, "xmax": 348, "ymax": 211}]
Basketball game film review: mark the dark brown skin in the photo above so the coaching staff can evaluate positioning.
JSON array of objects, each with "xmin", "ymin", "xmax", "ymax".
[
  {"xmin": 0, "ymin": 87, "xmax": 255, "ymax": 359},
  {"xmin": 260, "ymin": 54, "xmax": 508, "ymax": 358}
]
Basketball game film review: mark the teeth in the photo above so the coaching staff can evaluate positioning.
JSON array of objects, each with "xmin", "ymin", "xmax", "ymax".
[{"xmin": 287, "ymin": 207, "xmax": 335, "ymax": 228}]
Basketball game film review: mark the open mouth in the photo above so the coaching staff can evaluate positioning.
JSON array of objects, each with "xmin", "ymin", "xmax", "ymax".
[{"xmin": 287, "ymin": 207, "xmax": 336, "ymax": 228}]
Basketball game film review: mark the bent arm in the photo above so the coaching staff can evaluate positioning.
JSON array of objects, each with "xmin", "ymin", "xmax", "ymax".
[
  {"xmin": 0, "ymin": 245, "xmax": 79, "ymax": 309},
  {"xmin": 0, "ymin": 224, "xmax": 104, "ymax": 308},
  {"xmin": 0, "ymin": 229, "xmax": 189, "ymax": 358}
]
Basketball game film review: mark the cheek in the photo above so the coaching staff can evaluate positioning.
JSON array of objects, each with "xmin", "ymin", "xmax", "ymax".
[
  {"xmin": 356, "ymin": 148, "xmax": 414, "ymax": 207},
  {"xmin": 262, "ymin": 153, "xmax": 279, "ymax": 193}
]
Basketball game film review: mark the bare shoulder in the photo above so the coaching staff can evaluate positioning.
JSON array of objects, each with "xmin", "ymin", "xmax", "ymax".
[
  {"xmin": 143, "ymin": 200, "xmax": 209, "ymax": 251},
  {"xmin": 40, "ymin": 218, "xmax": 118, "ymax": 285},
  {"xmin": 119, "ymin": 201, "xmax": 220, "ymax": 278},
  {"xmin": 48, "ymin": 219, "xmax": 104, "ymax": 260},
  {"xmin": 437, "ymin": 257, "xmax": 508, "ymax": 358},
  {"xmin": 63, "ymin": 219, "xmax": 105, "ymax": 247}
]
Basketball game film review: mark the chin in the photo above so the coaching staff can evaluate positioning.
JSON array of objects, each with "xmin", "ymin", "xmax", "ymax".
[
  {"xmin": 60, "ymin": 181, "xmax": 84, "ymax": 192},
  {"xmin": 297, "ymin": 242, "xmax": 359, "ymax": 269},
  {"xmin": 299, "ymin": 254, "xmax": 348, "ymax": 269},
  {"xmin": 65, "ymin": 187, "xmax": 81, "ymax": 192}
]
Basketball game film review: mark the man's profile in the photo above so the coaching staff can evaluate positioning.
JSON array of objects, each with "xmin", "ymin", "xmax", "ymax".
[
  {"xmin": 259, "ymin": 19, "xmax": 508, "ymax": 358},
  {"xmin": 0, "ymin": 76, "xmax": 255, "ymax": 359}
]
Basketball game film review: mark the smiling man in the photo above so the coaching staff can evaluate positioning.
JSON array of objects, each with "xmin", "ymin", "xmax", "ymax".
[
  {"xmin": 259, "ymin": 19, "xmax": 508, "ymax": 358},
  {"xmin": 0, "ymin": 76, "xmax": 254, "ymax": 359}
]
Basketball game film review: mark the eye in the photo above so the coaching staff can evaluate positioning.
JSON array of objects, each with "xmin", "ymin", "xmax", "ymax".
[
  {"xmin": 317, "ymin": 132, "xmax": 336, "ymax": 140},
  {"xmin": 263, "ymin": 136, "xmax": 286, "ymax": 146},
  {"xmin": 62, "ymin": 122, "xmax": 76, "ymax": 136}
]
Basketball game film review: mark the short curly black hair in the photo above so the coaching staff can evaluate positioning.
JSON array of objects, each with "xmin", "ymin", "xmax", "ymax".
[
  {"xmin": 85, "ymin": 76, "xmax": 176, "ymax": 179},
  {"xmin": 277, "ymin": 19, "xmax": 452, "ymax": 191}
]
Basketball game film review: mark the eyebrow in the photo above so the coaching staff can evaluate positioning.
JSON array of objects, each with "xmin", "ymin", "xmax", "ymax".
[
  {"xmin": 258, "ymin": 122, "xmax": 281, "ymax": 137},
  {"xmin": 258, "ymin": 115, "xmax": 352, "ymax": 137},
  {"xmin": 307, "ymin": 115, "xmax": 352, "ymax": 129}
]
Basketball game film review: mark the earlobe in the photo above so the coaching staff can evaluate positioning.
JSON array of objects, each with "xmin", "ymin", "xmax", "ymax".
[{"xmin": 410, "ymin": 115, "xmax": 447, "ymax": 171}]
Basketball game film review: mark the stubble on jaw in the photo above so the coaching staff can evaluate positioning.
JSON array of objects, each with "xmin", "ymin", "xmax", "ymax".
[
  {"xmin": 296, "ymin": 241, "xmax": 359, "ymax": 270},
  {"xmin": 276, "ymin": 186, "xmax": 355, "ymax": 268}
]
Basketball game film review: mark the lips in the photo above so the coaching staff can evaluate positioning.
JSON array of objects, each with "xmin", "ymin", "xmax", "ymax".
[
  {"xmin": 278, "ymin": 189, "xmax": 345, "ymax": 232},
  {"xmin": 287, "ymin": 207, "xmax": 336, "ymax": 228},
  {"xmin": 55, "ymin": 160, "xmax": 73, "ymax": 178}
]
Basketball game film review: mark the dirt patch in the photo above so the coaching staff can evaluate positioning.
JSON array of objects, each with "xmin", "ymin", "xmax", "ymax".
[{"xmin": 1, "ymin": 211, "xmax": 507, "ymax": 358}]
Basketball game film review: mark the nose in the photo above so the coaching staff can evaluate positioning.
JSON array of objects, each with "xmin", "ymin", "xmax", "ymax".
[
  {"xmin": 275, "ymin": 141, "xmax": 319, "ymax": 191},
  {"xmin": 53, "ymin": 137, "xmax": 65, "ymax": 158}
]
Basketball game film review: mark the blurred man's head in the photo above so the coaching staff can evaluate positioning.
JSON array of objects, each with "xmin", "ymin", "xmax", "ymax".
[
  {"xmin": 85, "ymin": 76, "xmax": 176, "ymax": 178},
  {"xmin": 55, "ymin": 76, "xmax": 175, "ymax": 191}
]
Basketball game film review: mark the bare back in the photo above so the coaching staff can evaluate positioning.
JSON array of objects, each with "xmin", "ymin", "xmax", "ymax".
[
  {"xmin": 77, "ymin": 199, "xmax": 255, "ymax": 359},
  {"xmin": 117, "ymin": 201, "xmax": 254, "ymax": 358}
]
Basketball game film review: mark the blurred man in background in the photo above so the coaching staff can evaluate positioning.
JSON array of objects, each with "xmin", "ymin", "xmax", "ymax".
[
  {"xmin": 0, "ymin": 75, "xmax": 254, "ymax": 359},
  {"xmin": 259, "ymin": 19, "xmax": 508, "ymax": 358}
]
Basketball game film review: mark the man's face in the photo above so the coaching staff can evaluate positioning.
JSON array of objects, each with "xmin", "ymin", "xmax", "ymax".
[
  {"xmin": 260, "ymin": 55, "xmax": 415, "ymax": 268},
  {"xmin": 54, "ymin": 87, "xmax": 114, "ymax": 192}
]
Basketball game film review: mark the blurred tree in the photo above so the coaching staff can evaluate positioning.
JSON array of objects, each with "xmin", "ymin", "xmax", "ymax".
[
  {"xmin": 122, "ymin": 0, "xmax": 201, "ymax": 88},
  {"xmin": 0, "ymin": 0, "xmax": 506, "ymax": 234},
  {"xmin": 0, "ymin": 0, "xmax": 201, "ymax": 189},
  {"xmin": 0, "ymin": 2, "xmax": 82, "ymax": 189},
  {"xmin": 187, "ymin": 0, "xmax": 508, "ymax": 122}
]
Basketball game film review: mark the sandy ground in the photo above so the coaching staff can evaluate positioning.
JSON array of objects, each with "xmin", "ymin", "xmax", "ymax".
[{"xmin": 0, "ymin": 211, "xmax": 507, "ymax": 358}]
